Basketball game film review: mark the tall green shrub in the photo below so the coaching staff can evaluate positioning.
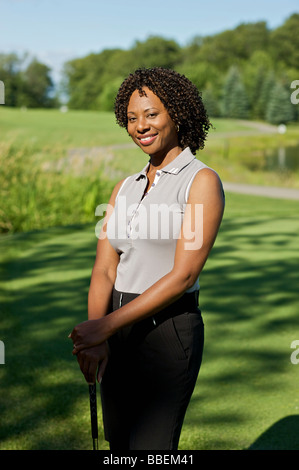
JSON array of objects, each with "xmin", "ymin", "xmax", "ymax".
[{"xmin": 0, "ymin": 142, "xmax": 114, "ymax": 234}]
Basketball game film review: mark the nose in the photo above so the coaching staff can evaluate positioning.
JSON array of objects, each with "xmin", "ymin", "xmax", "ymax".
[{"xmin": 136, "ymin": 116, "xmax": 150, "ymax": 133}]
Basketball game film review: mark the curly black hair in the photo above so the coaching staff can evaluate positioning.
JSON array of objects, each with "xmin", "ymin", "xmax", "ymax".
[{"xmin": 114, "ymin": 67, "xmax": 212, "ymax": 155}]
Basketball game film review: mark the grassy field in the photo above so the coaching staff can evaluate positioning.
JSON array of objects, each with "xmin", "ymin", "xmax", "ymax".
[
  {"xmin": 1, "ymin": 107, "xmax": 299, "ymax": 235},
  {"xmin": 1, "ymin": 108, "xmax": 299, "ymax": 450},
  {"xmin": 0, "ymin": 195, "xmax": 299, "ymax": 450},
  {"xmin": 0, "ymin": 107, "xmax": 256, "ymax": 147}
]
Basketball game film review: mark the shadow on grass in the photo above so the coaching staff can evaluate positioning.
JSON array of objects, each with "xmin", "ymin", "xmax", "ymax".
[
  {"xmin": 0, "ymin": 224, "xmax": 100, "ymax": 450},
  {"xmin": 182, "ymin": 215, "xmax": 299, "ymax": 449},
  {"xmin": 0, "ymin": 214, "xmax": 299, "ymax": 449},
  {"xmin": 248, "ymin": 415, "xmax": 299, "ymax": 450}
]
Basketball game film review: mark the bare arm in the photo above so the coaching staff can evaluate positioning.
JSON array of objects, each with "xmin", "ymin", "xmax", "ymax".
[
  {"xmin": 87, "ymin": 179, "xmax": 124, "ymax": 319},
  {"xmin": 71, "ymin": 179, "xmax": 123, "ymax": 383},
  {"xmin": 70, "ymin": 168, "xmax": 224, "ymax": 352}
]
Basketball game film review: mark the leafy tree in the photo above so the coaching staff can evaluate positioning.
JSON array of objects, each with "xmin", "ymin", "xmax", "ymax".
[
  {"xmin": 20, "ymin": 58, "xmax": 54, "ymax": 108},
  {"xmin": 180, "ymin": 36, "xmax": 204, "ymax": 65},
  {"xmin": 63, "ymin": 37, "xmax": 181, "ymax": 110},
  {"xmin": 197, "ymin": 21, "xmax": 269, "ymax": 71},
  {"xmin": 0, "ymin": 53, "xmax": 23, "ymax": 106},
  {"xmin": 232, "ymin": 22, "xmax": 269, "ymax": 59},
  {"xmin": 177, "ymin": 62, "xmax": 220, "ymax": 92},
  {"xmin": 0, "ymin": 53, "xmax": 56, "ymax": 108},
  {"xmin": 131, "ymin": 36, "xmax": 181, "ymax": 69},
  {"xmin": 97, "ymin": 76, "xmax": 124, "ymax": 111},
  {"xmin": 59, "ymin": 14, "xmax": 299, "ymax": 114},
  {"xmin": 197, "ymin": 30, "xmax": 239, "ymax": 71},
  {"xmin": 63, "ymin": 50, "xmax": 119, "ymax": 109},
  {"xmin": 270, "ymin": 14, "xmax": 299, "ymax": 69}
]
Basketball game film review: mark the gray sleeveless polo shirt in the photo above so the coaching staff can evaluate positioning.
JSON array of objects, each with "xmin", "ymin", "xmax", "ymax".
[{"xmin": 107, "ymin": 146, "xmax": 216, "ymax": 294}]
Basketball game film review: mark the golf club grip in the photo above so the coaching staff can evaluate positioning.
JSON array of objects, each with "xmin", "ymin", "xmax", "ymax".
[{"xmin": 89, "ymin": 384, "xmax": 98, "ymax": 441}]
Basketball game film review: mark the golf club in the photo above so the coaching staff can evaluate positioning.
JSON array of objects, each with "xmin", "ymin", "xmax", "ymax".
[{"xmin": 89, "ymin": 383, "xmax": 99, "ymax": 450}]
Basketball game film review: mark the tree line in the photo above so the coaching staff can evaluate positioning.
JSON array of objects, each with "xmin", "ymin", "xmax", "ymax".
[
  {"xmin": 0, "ymin": 53, "xmax": 57, "ymax": 108},
  {"xmin": 1, "ymin": 13, "xmax": 299, "ymax": 123}
]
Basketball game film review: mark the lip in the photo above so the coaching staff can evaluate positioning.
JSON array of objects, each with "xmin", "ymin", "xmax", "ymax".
[{"xmin": 137, "ymin": 134, "xmax": 158, "ymax": 146}]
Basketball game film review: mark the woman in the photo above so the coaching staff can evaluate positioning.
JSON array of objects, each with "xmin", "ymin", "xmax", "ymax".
[{"xmin": 69, "ymin": 67, "xmax": 225, "ymax": 450}]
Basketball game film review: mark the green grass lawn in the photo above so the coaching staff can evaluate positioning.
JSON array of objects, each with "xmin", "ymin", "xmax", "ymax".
[
  {"xmin": 1, "ymin": 192, "xmax": 299, "ymax": 450},
  {"xmin": 0, "ymin": 107, "xmax": 128, "ymax": 148},
  {"xmin": 0, "ymin": 107, "xmax": 254, "ymax": 147}
]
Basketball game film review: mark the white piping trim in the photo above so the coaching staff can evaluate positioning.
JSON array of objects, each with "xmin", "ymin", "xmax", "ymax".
[
  {"xmin": 115, "ymin": 177, "xmax": 130, "ymax": 201},
  {"xmin": 185, "ymin": 169, "xmax": 202, "ymax": 203}
]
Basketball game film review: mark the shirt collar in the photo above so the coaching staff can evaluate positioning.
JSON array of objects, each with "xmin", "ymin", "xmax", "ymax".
[{"xmin": 135, "ymin": 147, "xmax": 195, "ymax": 180}]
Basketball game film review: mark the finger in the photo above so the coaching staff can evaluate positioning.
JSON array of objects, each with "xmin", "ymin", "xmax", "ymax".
[
  {"xmin": 72, "ymin": 342, "xmax": 84, "ymax": 355},
  {"xmin": 72, "ymin": 341, "xmax": 96, "ymax": 355},
  {"xmin": 86, "ymin": 359, "xmax": 98, "ymax": 385},
  {"xmin": 77, "ymin": 354, "xmax": 92, "ymax": 384},
  {"xmin": 68, "ymin": 329, "xmax": 76, "ymax": 340},
  {"xmin": 76, "ymin": 352, "xmax": 86, "ymax": 378},
  {"xmin": 97, "ymin": 356, "xmax": 108, "ymax": 384}
]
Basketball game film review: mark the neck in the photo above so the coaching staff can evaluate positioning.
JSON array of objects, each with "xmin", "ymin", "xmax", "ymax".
[{"xmin": 148, "ymin": 145, "xmax": 182, "ymax": 171}]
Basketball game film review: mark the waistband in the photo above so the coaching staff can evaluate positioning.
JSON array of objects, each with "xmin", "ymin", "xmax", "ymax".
[{"xmin": 112, "ymin": 287, "xmax": 201, "ymax": 327}]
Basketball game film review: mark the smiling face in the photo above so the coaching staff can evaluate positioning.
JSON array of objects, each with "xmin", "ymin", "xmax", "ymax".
[{"xmin": 127, "ymin": 87, "xmax": 180, "ymax": 160}]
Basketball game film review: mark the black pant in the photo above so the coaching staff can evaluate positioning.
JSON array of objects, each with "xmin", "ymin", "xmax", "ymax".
[{"xmin": 100, "ymin": 288, "xmax": 204, "ymax": 450}]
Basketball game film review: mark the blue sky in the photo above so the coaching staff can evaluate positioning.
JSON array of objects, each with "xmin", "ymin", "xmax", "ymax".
[{"xmin": 1, "ymin": 0, "xmax": 298, "ymax": 82}]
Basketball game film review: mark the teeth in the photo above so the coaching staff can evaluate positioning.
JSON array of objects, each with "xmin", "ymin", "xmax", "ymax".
[{"xmin": 141, "ymin": 136, "xmax": 153, "ymax": 141}]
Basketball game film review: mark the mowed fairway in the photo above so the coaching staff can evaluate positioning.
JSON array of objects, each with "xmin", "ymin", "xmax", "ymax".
[
  {"xmin": 0, "ymin": 193, "xmax": 299, "ymax": 450},
  {"xmin": 1, "ymin": 107, "xmax": 299, "ymax": 450}
]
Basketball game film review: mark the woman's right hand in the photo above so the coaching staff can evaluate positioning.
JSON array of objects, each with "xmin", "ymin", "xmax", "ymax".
[{"xmin": 76, "ymin": 342, "xmax": 109, "ymax": 384}]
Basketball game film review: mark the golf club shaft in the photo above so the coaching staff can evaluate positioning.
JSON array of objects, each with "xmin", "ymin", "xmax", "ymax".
[{"xmin": 89, "ymin": 383, "xmax": 99, "ymax": 450}]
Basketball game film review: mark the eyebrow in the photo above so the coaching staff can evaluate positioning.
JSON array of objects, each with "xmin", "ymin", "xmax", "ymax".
[{"xmin": 127, "ymin": 107, "xmax": 159, "ymax": 115}]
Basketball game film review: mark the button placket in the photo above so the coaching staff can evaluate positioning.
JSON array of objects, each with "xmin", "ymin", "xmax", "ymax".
[{"xmin": 127, "ymin": 171, "xmax": 162, "ymax": 239}]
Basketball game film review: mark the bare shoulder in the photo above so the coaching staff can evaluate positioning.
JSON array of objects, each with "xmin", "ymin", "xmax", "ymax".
[
  {"xmin": 193, "ymin": 167, "xmax": 223, "ymax": 187},
  {"xmin": 108, "ymin": 178, "xmax": 127, "ymax": 205},
  {"xmin": 188, "ymin": 167, "xmax": 225, "ymax": 202}
]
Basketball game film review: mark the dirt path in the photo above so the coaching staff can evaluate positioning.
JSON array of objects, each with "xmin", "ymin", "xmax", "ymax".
[
  {"xmin": 209, "ymin": 119, "xmax": 278, "ymax": 138},
  {"xmin": 222, "ymin": 182, "xmax": 299, "ymax": 200}
]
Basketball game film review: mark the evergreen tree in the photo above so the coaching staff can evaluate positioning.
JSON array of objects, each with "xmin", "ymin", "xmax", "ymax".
[
  {"xmin": 230, "ymin": 81, "xmax": 249, "ymax": 119},
  {"xmin": 202, "ymin": 84, "xmax": 221, "ymax": 117},
  {"xmin": 255, "ymin": 71, "xmax": 276, "ymax": 120},
  {"xmin": 221, "ymin": 66, "xmax": 249, "ymax": 119},
  {"xmin": 266, "ymin": 81, "xmax": 295, "ymax": 124},
  {"xmin": 242, "ymin": 50, "xmax": 274, "ymax": 119}
]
